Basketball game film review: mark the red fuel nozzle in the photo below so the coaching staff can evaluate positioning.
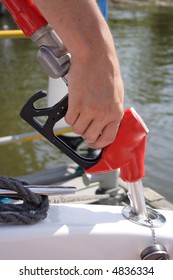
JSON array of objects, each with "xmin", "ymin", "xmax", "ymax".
[
  {"xmin": 20, "ymin": 93, "xmax": 148, "ymax": 183},
  {"xmin": 1, "ymin": 0, "xmax": 47, "ymax": 37},
  {"xmin": 85, "ymin": 108, "xmax": 149, "ymax": 183}
]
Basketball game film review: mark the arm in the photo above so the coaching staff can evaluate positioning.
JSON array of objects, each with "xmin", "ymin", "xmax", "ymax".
[{"xmin": 33, "ymin": 0, "xmax": 124, "ymax": 149}]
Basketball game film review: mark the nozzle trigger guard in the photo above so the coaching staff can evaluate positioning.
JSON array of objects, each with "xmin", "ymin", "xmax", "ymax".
[{"xmin": 20, "ymin": 91, "xmax": 102, "ymax": 169}]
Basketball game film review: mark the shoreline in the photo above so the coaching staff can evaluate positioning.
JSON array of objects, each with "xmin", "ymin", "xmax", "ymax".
[{"xmin": 110, "ymin": 0, "xmax": 173, "ymax": 7}]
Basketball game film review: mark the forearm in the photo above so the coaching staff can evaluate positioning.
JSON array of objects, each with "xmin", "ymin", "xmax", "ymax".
[
  {"xmin": 33, "ymin": 0, "xmax": 116, "ymax": 63},
  {"xmin": 34, "ymin": 0, "xmax": 124, "ymax": 149}
]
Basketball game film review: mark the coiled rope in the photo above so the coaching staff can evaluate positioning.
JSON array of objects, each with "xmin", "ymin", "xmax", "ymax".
[{"xmin": 0, "ymin": 176, "xmax": 49, "ymax": 225}]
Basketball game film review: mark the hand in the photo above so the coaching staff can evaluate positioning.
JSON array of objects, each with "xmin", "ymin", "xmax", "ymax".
[{"xmin": 65, "ymin": 51, "xmax": 124, "ymax": 149}]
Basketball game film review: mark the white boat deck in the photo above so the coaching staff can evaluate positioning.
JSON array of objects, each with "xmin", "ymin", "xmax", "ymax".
[{"xmin": 1, "ymin": 204, "xmax": 173, "ymax": 260}]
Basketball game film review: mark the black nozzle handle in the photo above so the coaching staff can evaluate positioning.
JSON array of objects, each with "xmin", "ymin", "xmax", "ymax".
[{"xmin": 20, "ymin": 91, "xmax": 102, "ymax": 169}]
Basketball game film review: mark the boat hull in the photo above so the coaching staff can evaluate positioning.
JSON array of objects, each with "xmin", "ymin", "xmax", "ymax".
[{"xmin": 0, "ymin": 204, "xmax": 172, "ymax": 260}]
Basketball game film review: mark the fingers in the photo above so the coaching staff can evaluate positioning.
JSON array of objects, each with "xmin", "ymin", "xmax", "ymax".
[
  {"xmin": 82, "ymin": 118, "xmax": 114, "ymax": 145},
  {"xmin": 65, "ymin": 111, "xmax": 91, "ymax": 136},
  {"xmin": 65, "ymin": 107, "xmax": 122, "ymax": 149},
  {"xmin": 66, "ymin": 113, "xmax": 105, "ymax": 142},
  {"xmin": 87, "ymin": 121, "xmax": 120, "ymax": 149}
]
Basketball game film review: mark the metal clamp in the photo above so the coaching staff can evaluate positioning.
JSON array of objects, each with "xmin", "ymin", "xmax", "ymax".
[{"xmin": 31, "ymin": 24, "xmax": 71, "ymax": 82}]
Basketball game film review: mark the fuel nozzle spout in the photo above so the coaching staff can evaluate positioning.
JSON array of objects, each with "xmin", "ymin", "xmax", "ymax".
[{"xmin": 85, "ymin": 107, "xmax": 149, "ymax": 183}]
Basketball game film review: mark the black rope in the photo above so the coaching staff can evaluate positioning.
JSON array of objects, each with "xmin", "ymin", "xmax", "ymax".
[{"xmin": 0, "ymin": 176, "xmax": 49, "ymax": 225}]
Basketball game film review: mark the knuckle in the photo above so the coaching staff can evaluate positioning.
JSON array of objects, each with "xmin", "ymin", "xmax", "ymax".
[
  {"xmin": 72, "ymin": 126, "xmax": 83, "ymax": 136},
  {"xmin": 108, "ymin": 134, "xmax": 116, "ymax": 143},
  {"xmin": 83, "ymin": 132, "xmax": 97, "ymax": 144},
  {"xmin": 85, "ymin": 136, "xmax": 96, "ymax": 143},
  {"xmin": 65, "ymin": 115, "xmax": 73, "ymax": 126}
]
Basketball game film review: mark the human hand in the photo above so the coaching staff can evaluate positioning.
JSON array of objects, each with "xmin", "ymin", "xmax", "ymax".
[{"xmin": 65, "ymin": 52, "xmax": 124, "ymax": 150}]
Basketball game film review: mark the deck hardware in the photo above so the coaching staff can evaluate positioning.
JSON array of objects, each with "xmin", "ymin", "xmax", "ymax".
[
  {"xmin": 140, "ymin": 218, "xmax": 170, "ymax": 260},
  {"xmin": 141, "ymin": 244, "xmax": 170, "ymax": 260},
  {"xmin": 122, "ymin": 180, "xmax": 166, "ymax": 227},
  {"xmin": 0, "ymin": 184, "xmax": 76, "ymax": 196}
]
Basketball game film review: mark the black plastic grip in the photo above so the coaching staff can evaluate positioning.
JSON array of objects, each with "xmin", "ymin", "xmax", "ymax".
[{"xmin": 20, "ymin": 91, "xmax": 102, "ymax": 169}]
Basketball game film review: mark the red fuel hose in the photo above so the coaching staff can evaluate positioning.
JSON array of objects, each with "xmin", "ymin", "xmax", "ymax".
[{"xmin": 1, "ymin": 0, "xmax": 47, "ymax": 37}]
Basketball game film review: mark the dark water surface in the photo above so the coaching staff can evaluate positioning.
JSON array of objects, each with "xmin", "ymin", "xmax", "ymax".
[{"xmin": 0, "ymin": 5, "xmax": 173, "ymax": 202}]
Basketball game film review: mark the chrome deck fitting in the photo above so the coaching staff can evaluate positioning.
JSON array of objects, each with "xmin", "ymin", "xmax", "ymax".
[{"xmin": 122, "ymin": 180, "xmax": 166, "ymax": 227}]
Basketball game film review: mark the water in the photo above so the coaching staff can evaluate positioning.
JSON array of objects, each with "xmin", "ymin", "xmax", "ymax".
[
  {"xmin": 109, "ymin": 4, "xmax": 173, "ymax": 202},
  {"xmin": 0, "ymin": 5, "xmax": 173, "ymax": 202}
]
